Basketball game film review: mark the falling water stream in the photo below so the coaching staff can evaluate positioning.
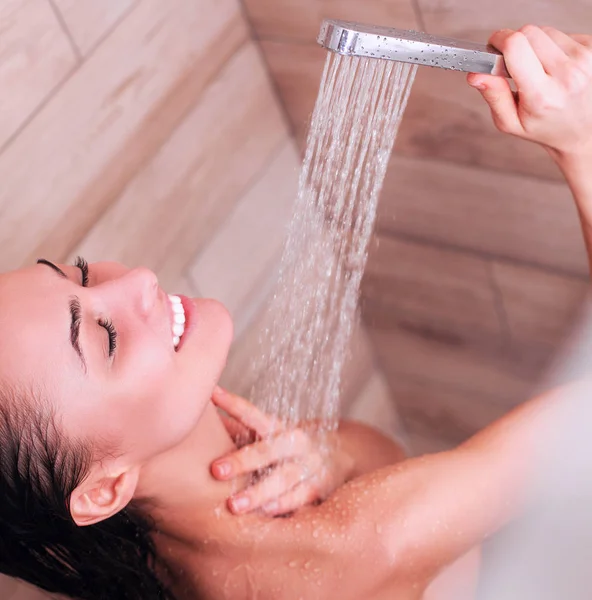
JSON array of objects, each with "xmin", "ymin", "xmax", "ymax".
[{"xmin": 251, "ymin": 52, "xmax": 417, "ymax": 435}]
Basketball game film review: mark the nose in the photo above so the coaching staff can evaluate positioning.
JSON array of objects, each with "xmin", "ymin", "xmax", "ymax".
[{"xmin": 115, "ymin": 267, "xmax": 160, "ymax": 317}]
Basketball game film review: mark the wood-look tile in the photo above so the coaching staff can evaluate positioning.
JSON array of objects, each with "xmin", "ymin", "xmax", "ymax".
[
  {"xmin": 367, "ymin": 322, "xmax": 544, "ymax": 408},
  {"xmin": 259, "ymin": 40, "xmax": 325, "ymax": 146},
  {"xmin": 362, "ymin": 234, "xmax": 501, "ymax": 338},
  {"xmin": 188, "ymin": 140, "xmax": 299, "ymax": 337},
  {"xmin": 243, "ymin": 0, "xmax": 418, "ymax": 42},
  {"xmin": 493, "ymin": 262, "xmax": 588, "ymax": 347},
  {"xmin": 396, "ymin": 68, "xmax": 563, "ymax": 181},
  {"xmin": 418, "ymin": 0, "xmax": 590, "ymax": 43},
  {"xmin": 379, "ymin": 156, "xmax": 588, "ymax": 275},
  {"xmin": 71, "ymin": 42, "xmax": 287, "ymax": 293},
  {"xmin": 0, "ymin": 0, "xmax": 76, "ymax": 149},
  {"xmin": 53, "ymin": 0, "xmax": 136, "ymax": 56},
  {"xmin": 0, "ymin": 0, "xmax": 249, "ymax": 272},
  {"xmin": 345, "ymin": 369, "xmax": 408, "ymax": 446},
  {"xmin": 387, "ymin": 375, "xmax": 510, "ymax": 446}
]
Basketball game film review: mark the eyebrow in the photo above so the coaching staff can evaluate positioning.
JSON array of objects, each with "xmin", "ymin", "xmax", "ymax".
[{"xmin": 37, "ymin": 259, "xmax": 88, "ymax": 373}]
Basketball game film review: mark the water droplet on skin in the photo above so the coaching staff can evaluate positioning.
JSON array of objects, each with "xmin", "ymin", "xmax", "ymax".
[{"xmin": 288, "ymin": 560, "xmax": 298, "ymax": 568}]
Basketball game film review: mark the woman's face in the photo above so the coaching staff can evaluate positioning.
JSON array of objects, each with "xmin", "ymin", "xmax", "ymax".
[{"xmin": 0, "ymin": 259, "xmax": 233, "ymax": 464}]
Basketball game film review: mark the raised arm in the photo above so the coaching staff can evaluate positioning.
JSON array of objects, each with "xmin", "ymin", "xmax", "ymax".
[
  {"xmin": 319, "ymin": 382, "xmax": 585, "ymax": 597},
  {"xmin": 468, "ymin": 26, "xmax": 592, "ymax": 274}
]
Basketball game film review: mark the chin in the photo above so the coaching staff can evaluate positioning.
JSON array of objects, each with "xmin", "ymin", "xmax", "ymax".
[{"xmin": 186, "ymin": 297, "xmax": 234, "ymax": 376}]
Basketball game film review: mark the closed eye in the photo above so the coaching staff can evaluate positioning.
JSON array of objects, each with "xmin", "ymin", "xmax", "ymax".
[
  {"xmin": 71, "ymin": 256, "xmax": 118, "ymax": 359},
  {"xmin": 73, "ymin": 256, "xmax": 89, "ymax": 287}
]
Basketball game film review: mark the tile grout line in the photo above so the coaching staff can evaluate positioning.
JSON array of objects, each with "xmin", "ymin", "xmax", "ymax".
[
  {"xmin": 46, "ymin": 0, "xmax": 83, "ymax": 62},
  {"xmin": 82, "ymin": 0, "xmax": 142, "ymax": 61},
  {"xmin": 486, "ymin": 260, "xmax": 514, "ymax": 347}
]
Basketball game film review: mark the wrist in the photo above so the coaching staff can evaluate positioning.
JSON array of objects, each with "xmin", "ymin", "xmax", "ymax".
[{"xmin": 550, "ymin": 148, "xmax": 592, "ymax": 180}]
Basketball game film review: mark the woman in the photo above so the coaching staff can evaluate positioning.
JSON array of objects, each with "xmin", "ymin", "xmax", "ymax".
[{"xmin": 0, "ymin": 24, "xmax": 591, "ymax": 600}]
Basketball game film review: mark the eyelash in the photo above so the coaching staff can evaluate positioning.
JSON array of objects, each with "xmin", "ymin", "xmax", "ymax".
[
  {"xmin": 73, "ymin": 256, "xmax": 89, "ymax": 287},
  {"xmin": 72, "ymin": 256, "xmax": 118, "ymax": 358},
  {"xmin": 99, "ymin": 318, "xmax": 118, "ymax": 357}
]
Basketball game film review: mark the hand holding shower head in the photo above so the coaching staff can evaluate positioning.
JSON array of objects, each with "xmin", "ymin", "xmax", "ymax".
[{"xmin": 318, "ymin": 19, "xmax": 510, "ymax": 78}]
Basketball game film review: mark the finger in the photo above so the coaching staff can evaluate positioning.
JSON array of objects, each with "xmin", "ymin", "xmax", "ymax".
[
  {"xmin": 261, "ymin": 483, "xmax": 320, "ymax": 517},
  {"xmin": 518, "ymin": 25, "xmax": 570, "ymax": 76},
  {"xmin": 541, "ymin": 27, "xmax": 592, "ymax": 74},
  {"xmin": 467, "ymin": 73, "xmax": 523, "ymax": 135},
  {"xmin": 489, "ymin": 29, "xmax": 548, "ymax": 94},
  {"xmin": 212, "ymin": 386, "xmax": 279, "ymax": 437},
  {"xmin": 228, "ymin": 461, "xmax": 314, "ymax": 514},
  {"xmin": 571, "ymin": 35, "xmax": 592, "ymax": 49},
  {"xmin": 212, "ymin": 429, "xmax": 311, "ymax": 480}
]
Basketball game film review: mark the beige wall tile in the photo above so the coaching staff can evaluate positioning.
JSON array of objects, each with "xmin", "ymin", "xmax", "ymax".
[
  {"xmin": 395, "ymin": 67, "xmax": 562, "ymax": 181},
  {"xmin": 388, "ymin": 375, "xmax": 509, "ymax": 446},
  {"xmin": 0, "ymin": 0, "xmax": 76, "ymax": 149},
  {"xmin": 379, "ymin": 156, "xmax": 588, "ymax": 275},
  {"xmin": 345, "ymin": 369, "xmax": 407, "ymax": 446},
  {"xmin": 362, "ymin": 234, "xmax": 501, "ymax": 338},
  {"xmin": 53, "ymin": 0, "xmax": 136, "ymax": 56},
  {"xmin": 188, "ymin": 140, "xmax": 299, "ymax": 337},
  {"xmin": 259, "ymin": 40, "xmax": 325, "ymax": 146},
  {"xmin": 0, "ymin": 0, "xmax": 248, "ymax": 271},
  {"xmin": 71, "ymin": 42, "xmax": 287, "ymax": 293},
  {"xmin": 243, "ymin": 0, "xmax": 418, "ymax": 42},
  {"xmin": 367, "ymin": 323, "xmax": 542, "ymax": 408},
  {"xmin": 418, "ymin": 0, "xmax": 590, "ymax": 42},
  {"xmin": 493, "ymin": 262, "xmax": 588, "ymax": 347}
]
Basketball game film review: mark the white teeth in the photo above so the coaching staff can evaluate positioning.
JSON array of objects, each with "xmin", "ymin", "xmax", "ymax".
[{"xmin": 168, "ymin": 295, "xmax": 186, "ymax": 349}]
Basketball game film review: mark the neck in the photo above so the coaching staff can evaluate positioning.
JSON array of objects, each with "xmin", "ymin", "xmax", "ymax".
[{"xmin": 135, "ymin": 402, "xmax": 242, "ymax": 547}]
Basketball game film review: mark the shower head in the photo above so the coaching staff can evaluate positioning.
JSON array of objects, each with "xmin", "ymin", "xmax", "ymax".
[{"xmin": 317, "ymin": 19, "xmax": 510, "ymax": 78}]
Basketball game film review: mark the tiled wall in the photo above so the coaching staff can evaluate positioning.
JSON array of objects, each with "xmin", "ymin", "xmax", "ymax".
[
  {"xmin": 0, "ymin": 0, "xmax": 401, "ymax": 597},
  {"xmin": 242, "ymin": 0, "xmax": 592, "ymax": 451}
]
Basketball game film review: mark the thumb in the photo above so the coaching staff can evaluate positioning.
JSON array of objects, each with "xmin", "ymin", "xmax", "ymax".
[{"xmin": 467, "ymin": 74, "xmax": 523, "ymax": 136}]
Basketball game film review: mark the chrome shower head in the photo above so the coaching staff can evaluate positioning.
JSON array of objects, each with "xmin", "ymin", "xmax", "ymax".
[{"xmin": 317, "ymin": 19, "xmax": 510, "ymax": 78}]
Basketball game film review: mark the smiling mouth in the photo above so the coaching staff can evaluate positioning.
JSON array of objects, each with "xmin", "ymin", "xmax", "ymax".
[{"xmin": 168, "ymin": 295, "xmax": 186, "ymax": 350}]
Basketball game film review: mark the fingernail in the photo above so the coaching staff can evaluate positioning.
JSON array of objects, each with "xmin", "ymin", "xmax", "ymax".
[
  {"xmin": 213, "ymin": 461, "xmax": 231, "ymax": 478},
  {"xmin": 263, "ymin": 501, "xmax": 279, "ymax": 513},
  {"xmin": 231, "ymin": 495, "xmax": 250, "ymax": 513},
  {"xmin": 214, "ymin": 385, "xmax": 226, "ymax": 396}
]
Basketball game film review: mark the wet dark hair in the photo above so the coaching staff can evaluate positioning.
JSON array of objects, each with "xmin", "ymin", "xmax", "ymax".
[{"xmin": 0, "ymin": 388, "xmax": 176, "ymax": 600}]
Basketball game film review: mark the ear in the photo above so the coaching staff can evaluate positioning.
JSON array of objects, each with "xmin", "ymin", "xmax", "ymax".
[{"xmin": 70, "ymin": 465, "xmax": 141, "ymax": 526}]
